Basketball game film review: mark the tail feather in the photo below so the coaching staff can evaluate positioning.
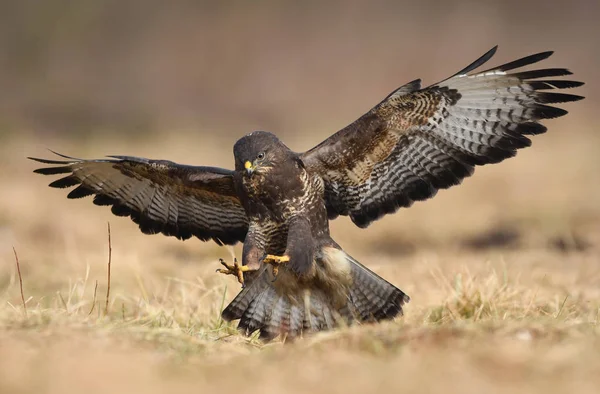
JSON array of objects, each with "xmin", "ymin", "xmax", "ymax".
[
  {"xmin": 347, "ymin": 255, "xmax": 410, "ymax": 321},
  {"xmin": 221, "ymin": 249, "xmax": 409, "ymax": 340},
  {"xmin": 290, "ymin": 303, "xmax": 304, "ymax": 337},
  {"xmin": 259, "ymin": 296, "xmax": 288, "ymax": 340},
  {"xmin": 237, "ymin": 283, "xmax": 276, "ymax": 336},
  {"xmin": 308, "ymin": 292, "xmax": 336, "ymax": 330},
  {"xmin": 220, "ymin": 277, "xmax": 263, "ymax": 320}
]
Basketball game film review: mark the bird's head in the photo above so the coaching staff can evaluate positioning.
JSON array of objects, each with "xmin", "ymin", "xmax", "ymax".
[{"xmin": 233, "ymin": 131, "xmax": 296, "ymax": 177}]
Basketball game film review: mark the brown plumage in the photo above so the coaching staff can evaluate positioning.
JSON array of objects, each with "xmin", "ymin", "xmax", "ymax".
[{"xmin": 30, "ymin": 46, "xmax": 583, "ymax": 340}]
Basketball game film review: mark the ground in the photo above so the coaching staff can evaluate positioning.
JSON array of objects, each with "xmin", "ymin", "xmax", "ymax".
[{"xmin": 1, "ymin": 119, "xmax": 599, "ymax": 393}]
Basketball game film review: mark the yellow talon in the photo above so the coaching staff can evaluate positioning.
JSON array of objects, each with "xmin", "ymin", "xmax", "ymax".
[
  {"xmin": 216, "ymin": 258, "xmax": 255, "ymax": 286},
  {"xmin": 262, "ymin": 254, "xmax": 290, "ymax": 277}
]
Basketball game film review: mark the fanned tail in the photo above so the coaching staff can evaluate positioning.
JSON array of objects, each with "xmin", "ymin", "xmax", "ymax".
[{"xmin": 221, "ymin": 248, "xmax": 409, "ymax": 341}]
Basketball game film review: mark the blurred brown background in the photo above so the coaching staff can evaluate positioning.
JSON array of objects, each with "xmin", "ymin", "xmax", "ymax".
[
  {"xmin": 2, "ymin": 0, "xmax": 599, "ymax": 266},
  {"xmin": 0, "ymin": 0, "xmax": 597, "ymax": 144},
  {"xmin": 1, "ymin": 3, "xmax": 600, "ymax": 393}
]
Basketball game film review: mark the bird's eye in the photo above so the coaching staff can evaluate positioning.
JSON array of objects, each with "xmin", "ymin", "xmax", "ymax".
[{"xmin": 257, "ymin": 152, "xmax": 265, "ymax": 160}]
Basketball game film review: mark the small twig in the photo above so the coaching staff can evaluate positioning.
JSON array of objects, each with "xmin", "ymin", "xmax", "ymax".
[
  {"xmin": 524, "ymin": 275, "xmax": 544, "ymax": 318},
  {"xmin": 88, "ymin": 280, "xmax": 98, "ymax": 316},
  {"xmin": 105, "ymin": 222, "xmax": 112, "ymax": 315},
  {"xmin": 12, "ymin": 247, "xmax": 27, "ymax": 318},
  {"xmin": 57, "ymin": 291, "xmax": 68, "ymax": 312},
  {"xmin": 555, "ymin": 295, "xmax": 569, "ymax": 319},
  {"xmin": 122, "ymin": 302, "xmax": 125, "ymax": 321},
  {"xmin": 217, "ymin": 284, "xmax": 228, "ymax": 329}
]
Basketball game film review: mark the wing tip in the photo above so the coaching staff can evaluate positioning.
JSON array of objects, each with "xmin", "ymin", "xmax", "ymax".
[
  {"xmin": 451, "ymin": 45, "xmax": 499, "ymax": 77},
  {"xmin": 526, "ymin": 50, "xmax": 555, "ymax": 65},
  {"xmin": 536, "ymin": 92, "xmax": 586, "ymax": 104},
  {"xmin": 488, "ymin": 45, "xmax": 499, "ymax": 57},
  {"xmin": 33, "ymin": 166, "xmax": 73, "ymax": 175},
  {"xmin": 477, "ymin": 49, "xmax": 559, "ymax": 75},
  {"xmin": 29, "ymin": 149, "xmax": 83, "ymax": 167},
  {"xmin": 47, "ymin": 149, "xmax": 81, "ymax": 160}
]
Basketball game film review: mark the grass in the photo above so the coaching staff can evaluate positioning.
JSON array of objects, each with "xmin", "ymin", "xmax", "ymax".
[{"xmin": 1, "ymin": 125, "xmax": 599, "ymax": 393}]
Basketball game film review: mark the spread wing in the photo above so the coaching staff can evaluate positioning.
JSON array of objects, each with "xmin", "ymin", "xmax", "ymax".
[
  {"xmin": 29, "ymin": 152, "xmax": 248, "ymax": 245},
  {"xmin": 301, "ymin": 46, "xmax": 584, "ymax": 228}
]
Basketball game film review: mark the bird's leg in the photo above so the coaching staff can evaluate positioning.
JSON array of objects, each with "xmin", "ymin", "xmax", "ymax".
[
  {"xmin": 262, "ymin": 254, "xmax": 290, "ymax": 278},
  {"xmin": 216, "ymin": 258, "xmax": 256, "ymax": 287}
]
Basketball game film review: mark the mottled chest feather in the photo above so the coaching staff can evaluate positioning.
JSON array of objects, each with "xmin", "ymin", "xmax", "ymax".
[
  {"xmin": 240, "ymin": 164, "xmax": 323, "ymax": 217},
  {"xmin": 241, "ymin": 168, "xmax": 329, "ymax": 251}
]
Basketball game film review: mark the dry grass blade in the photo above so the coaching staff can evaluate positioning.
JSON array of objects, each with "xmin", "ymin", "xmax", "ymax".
[
  {"xmin": 105, "ymin": 222, "xmax": 112, "ymax": 315},
  {"xmin": 57, "ymin": 291, "xmax": 68, "ymax": 312},
  {"xmin": 12, "ymin": 246, "xmax": 27, "ymax": 318},
  {"xmin": 88, "ymin": 280, "xmax": 98, "ymax": 316}
]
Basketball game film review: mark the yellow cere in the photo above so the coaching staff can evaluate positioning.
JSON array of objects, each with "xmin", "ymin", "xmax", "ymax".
[{"xmin": 244, "ymin": 161, "xmax": 253, "ymax": 170}]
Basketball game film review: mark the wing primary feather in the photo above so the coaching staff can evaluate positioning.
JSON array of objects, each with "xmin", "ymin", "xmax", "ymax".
[
  {"xmin": 106, "ymin": 155, "xmax": 150, "ymax": 163},
  {"xmin": 33, "ymin": 166, "xmax": 73, "ymax": 175},
  {"xmin": 111, "ymin": 204, "xmax": 132, "ymax": 217},
  {"xmin": 527, "ymin": 80, "xmax": 584, "ymax": 90},
  {"xmin": 513, "ymin": 68, "xmax": 573, "ymax": 80},
  {"xmin": 531, "ymin": 104, "xmax": 569, "ymax": 119},
  {"xmin": 67, "ymin": 185, "xmax": 96, "ymax": 199},
  {"xmin": 47, "ymin": 150, "xmax": 84, "ymax": 161},
  {"xmin": 535, "ymin": 92, "xmax": 585, "ymax": 104},
  {"xmin": 480, "ymin": 51, "xmax": 554, "ymax": 73},
  {"xmin": 49, "ymin": 175, "xmax": 80, "ymax": 188},
  {"xmin": 513, "ymin": 122, "xmax": 547, "ymax": 136},
  {"xmin": 93, "ymin": 194, "xmax": 116, "ymax": 206},
  {"xmin": 28, "ymin": 157, "xmax": 73, "ymax": 165},
  {"xmin": 449, "ymin": 46, "xmax": 498, "ymax": 78}
]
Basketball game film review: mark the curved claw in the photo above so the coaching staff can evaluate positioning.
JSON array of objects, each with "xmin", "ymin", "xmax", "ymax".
[
  {"xmin": 262, "ymin": 254, "xmax": 289, "ymax": 281},
  {"xmin": 215, "ymin": 257, "xmax": 256, "ymax": 287},
  {"xmin": 216, "ymin": 259, "xmax": 227, "ymax": 273}
]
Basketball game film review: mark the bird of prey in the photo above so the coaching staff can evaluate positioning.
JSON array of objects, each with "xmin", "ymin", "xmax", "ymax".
[{"xmin": 30, "ymin": 46, "xmax": 583, "ymax": 340}]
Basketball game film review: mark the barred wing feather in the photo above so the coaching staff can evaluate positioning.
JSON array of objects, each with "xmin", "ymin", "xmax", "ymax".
[
  {"xmin": 29, "ymin": 152, "xmax": 248, "ymax": 245},
  {"xmin": 302, "ymin": 46, "xmax": 584, "ymax": 227}
]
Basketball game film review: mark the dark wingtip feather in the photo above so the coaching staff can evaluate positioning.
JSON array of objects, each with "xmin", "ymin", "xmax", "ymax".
[
  {"xmin": 105, "ymin": 155, "xmax": 149, "ymax": 163},
  {"xmin": 49, "ymin": 176, "xmax": 80, "ymax": 188},
  {"xmin": 451, "ymin": 45, "xmax": 498, "ymax": 78},
  {"xmin": 33, "ymin": 166, "xmax": 73, "ymax": 175},
  {"xmin": 139, "ymin": 223, "xmax": 160, "ymax": 235},
  {"xmin": 111, "ymin": 204, "xmax": 132, "ymax": 217},
  {"xmin": 350, "ymin": 193, "xmax": 413, "ymax": 228},
  {"xmin": 533, "ymin": 104, "xmax": 569, "ymax": 119},
  {"xmin": 494, "ymin": 134, "xmax": 532, "ymax": 150},
  {"xmin": 28, "ymin": 157, "xmax": 72, "ymax": 165},
  {"xmin": 536, "ymin": 92, "xmax": 585, "ymax": 104},
  {"xmin": 67, "ymin": 185, "xmax": 95, "ymax": 199},
  {"xmin": 528, "ymin": 80, "xmax": 585, "ymax": 90},
  {"xmin": 514, "ymin": 68, "xmax": 573, "ymax": 80},
  {"xmin": 47, "ymin": 149, "xmax": 82, "ymax": 161},
  {"xmin": 93, "ymin": 194, "xmax": 116, "ymax": 206},
  {"xmin": 481, "ymin": 146, "xmax": 518, "ymax": 164},
  {"xmin": 406, "ymin": 179, "xmax": 438, "ymax": 202},
  {"xmin": 514, "ymin": 122, "xmax": 548, "ymax": 136},
  {"xmin": 488, "ymin": 51, "xmax": 554, "ymax": 73}
]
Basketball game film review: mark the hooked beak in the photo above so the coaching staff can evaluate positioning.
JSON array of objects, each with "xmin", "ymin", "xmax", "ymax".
[{"xmin": 244, "ymin": 160, "xmax": 254, "ymax": 175}]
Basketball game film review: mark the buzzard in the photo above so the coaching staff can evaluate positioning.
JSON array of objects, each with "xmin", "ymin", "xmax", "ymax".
[{"xmin": 30, "ymin": 47, "xmax": 583, "ymax": 340}]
